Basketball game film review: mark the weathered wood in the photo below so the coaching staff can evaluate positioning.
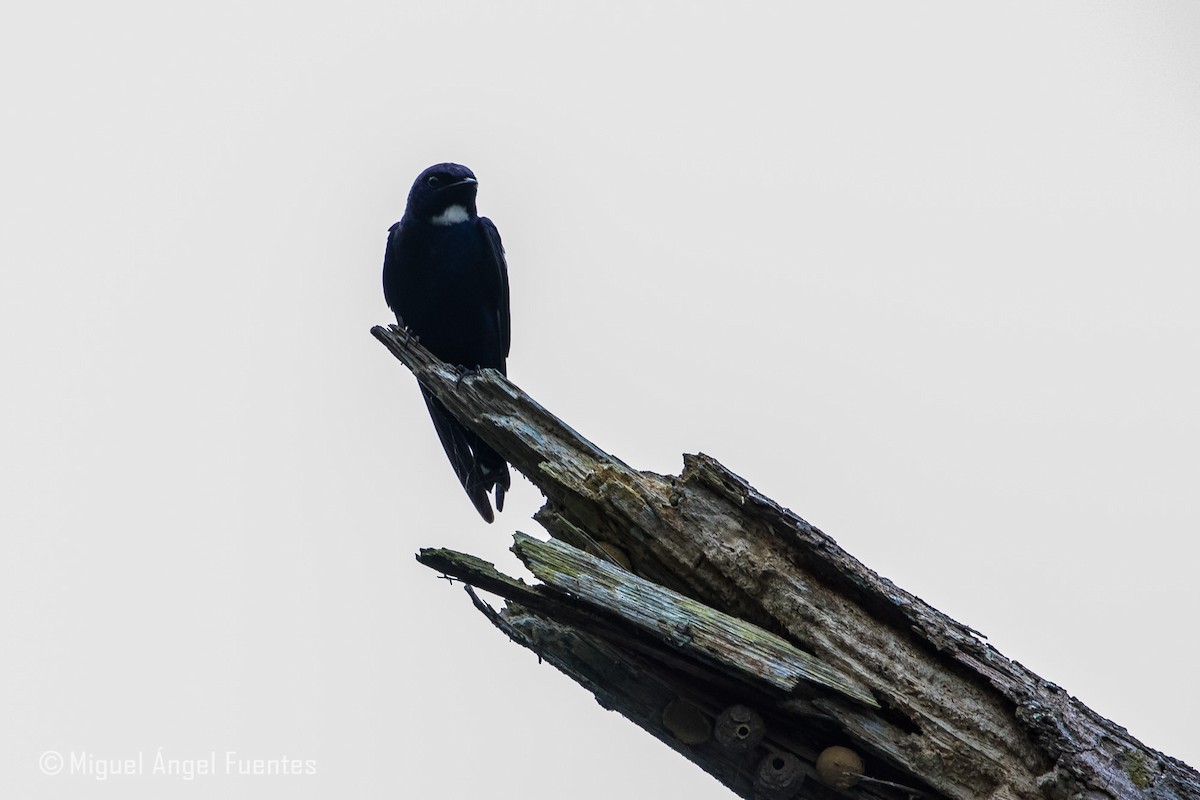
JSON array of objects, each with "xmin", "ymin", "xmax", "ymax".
[
  {"xmin": 424, "ymin": 541, "xmax": 936, "ymax": 799},
  {"xmin": 374, "ymin": 324, "xmax": 1200, "ymax": 800},
  {"xmin": 513, "ymin": 533, "xmax": 879, "ymax": 707},
  {"xmin": 420, "ymin": 536, "xmax": 878, "ymax": 706}
]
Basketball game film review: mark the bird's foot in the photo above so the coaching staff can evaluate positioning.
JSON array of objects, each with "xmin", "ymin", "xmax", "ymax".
[
  {"xmin": 454, "ymin": 365, "xmax": 480, "ymax": 388},
  {"xmin": 398, "ymin": 325, "xmax": 420, "ymax": 346}
]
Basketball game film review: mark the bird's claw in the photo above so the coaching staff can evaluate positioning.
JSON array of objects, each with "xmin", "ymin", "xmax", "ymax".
[
  {"xmin": 454, "ymin": 365, "xmax": 480, "ymax": 388},
  {"xmin": 398, "ymin": 325, "xmax": 420, "ymax": 346}
]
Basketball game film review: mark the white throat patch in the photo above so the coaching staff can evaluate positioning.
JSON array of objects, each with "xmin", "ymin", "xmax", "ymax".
[{"xmin": 430, "ymin": 205, "xmax": 470, "ymax": 226}]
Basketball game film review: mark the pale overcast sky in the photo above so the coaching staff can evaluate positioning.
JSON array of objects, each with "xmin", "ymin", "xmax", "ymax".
[{"xmin": 3, "ymin": 2, "xmax": 1199, "ymax": 797}]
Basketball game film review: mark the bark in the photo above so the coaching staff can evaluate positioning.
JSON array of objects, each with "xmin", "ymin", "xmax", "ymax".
[{"xmin": 373, "ymin": 324, "xmax": 1199, "ymax": 800}]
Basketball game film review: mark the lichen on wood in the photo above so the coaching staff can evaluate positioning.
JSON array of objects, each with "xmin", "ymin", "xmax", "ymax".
[{"xmin": 512, "ymin": 533, "xmax": 878, "ymax": 707}]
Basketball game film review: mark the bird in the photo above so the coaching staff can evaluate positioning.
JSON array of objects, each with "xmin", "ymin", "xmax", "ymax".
[{"xmin": 382, "ymin": 163, "xmax": 511, "ymax": 522}]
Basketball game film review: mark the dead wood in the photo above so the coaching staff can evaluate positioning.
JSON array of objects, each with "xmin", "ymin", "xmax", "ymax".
[{"xmin": 373, "ymin": 324, "xmax": 1199, "ymax": 800}]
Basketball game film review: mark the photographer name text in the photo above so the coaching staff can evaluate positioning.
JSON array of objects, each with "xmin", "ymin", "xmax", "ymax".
[{"xmin": 39, "ymin": 749, "xmax": 318, "ymax": 781}]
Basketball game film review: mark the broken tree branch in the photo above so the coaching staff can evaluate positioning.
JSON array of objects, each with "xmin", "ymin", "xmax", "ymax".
[{"xmin": 372, "ymin": 323, "xmax": 1199, "ymax": 800}]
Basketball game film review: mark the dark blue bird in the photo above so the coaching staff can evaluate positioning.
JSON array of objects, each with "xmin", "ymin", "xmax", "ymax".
[{"xmin": 383, "ymin": 163, "xmax": 511, "ymax": 522}]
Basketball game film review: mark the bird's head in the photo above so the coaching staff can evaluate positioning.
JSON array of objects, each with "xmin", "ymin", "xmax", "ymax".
[{"xmin": 406, "ymin": 163, "xmax": 479, "ymax": 225}]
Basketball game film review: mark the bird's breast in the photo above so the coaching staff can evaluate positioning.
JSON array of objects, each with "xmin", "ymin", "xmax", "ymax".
[{"xmin": 385, "ymin": 220, "xmax": 503, "ymax": 369}]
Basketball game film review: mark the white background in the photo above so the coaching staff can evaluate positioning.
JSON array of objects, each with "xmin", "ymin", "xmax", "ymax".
[{"xmin": 3, "ymin": 2, "xmax": 1198, "ymax": 797}]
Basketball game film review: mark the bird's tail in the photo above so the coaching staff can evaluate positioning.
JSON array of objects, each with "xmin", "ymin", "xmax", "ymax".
[{"xmin": 421, "ymin": 389, "xmax": 510, "ymax": 523}]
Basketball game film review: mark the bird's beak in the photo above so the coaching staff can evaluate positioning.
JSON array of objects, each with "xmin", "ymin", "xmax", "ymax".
[{"xmin": 441, "ymin": 177, "xmax": 478, "ymax": 190}]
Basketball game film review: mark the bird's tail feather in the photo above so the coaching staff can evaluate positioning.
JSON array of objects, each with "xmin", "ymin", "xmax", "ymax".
[{"xmin": 421, "ymin": 389, "xmax": 510, "ymax": 523}]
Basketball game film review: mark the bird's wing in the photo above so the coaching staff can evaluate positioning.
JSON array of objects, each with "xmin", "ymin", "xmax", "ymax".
[
  {"xmin": 381, "ymin": 221, "xmax": 404, "ymax": 321},
  {"xmin": 480, "ymin": 217, "xmax": 510, "ymax": 362}
]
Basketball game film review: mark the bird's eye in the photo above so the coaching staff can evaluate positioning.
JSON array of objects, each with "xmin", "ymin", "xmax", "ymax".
[{"xmin": 426, "ymin": 175, "xmax": 441, "ymax": 187}]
